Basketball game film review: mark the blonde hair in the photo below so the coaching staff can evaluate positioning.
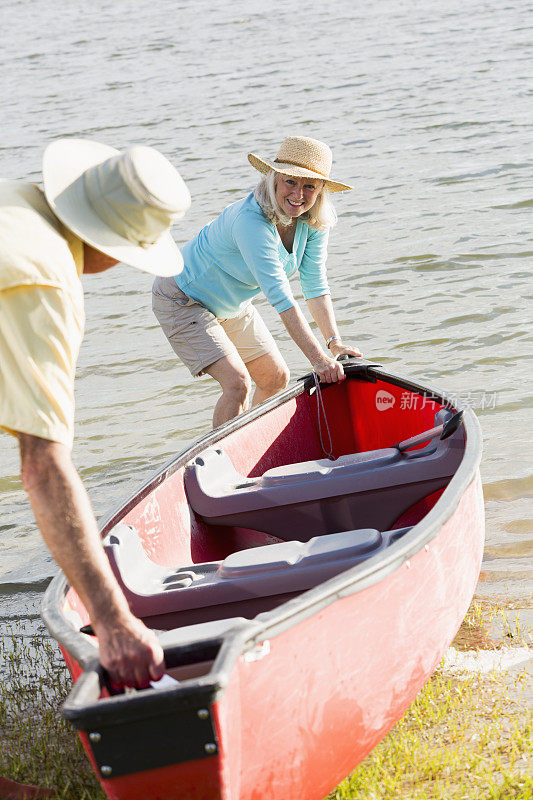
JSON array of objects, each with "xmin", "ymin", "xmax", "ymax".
[{"xmin": 254, "ymin": 170, "xmax": 337, "ymax": 231}]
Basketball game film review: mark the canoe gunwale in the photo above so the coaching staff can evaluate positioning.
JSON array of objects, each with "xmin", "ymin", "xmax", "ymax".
[
  {"xmin": 61, "ymin": 622, "xmax": 261, "ymax": 729},
  {"xmin": 42, "ymin": 361, "xmax": 483, "ymax": 675}
]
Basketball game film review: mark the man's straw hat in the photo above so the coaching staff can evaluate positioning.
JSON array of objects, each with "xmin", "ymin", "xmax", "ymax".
[
  {"xmin": 248, "ymin": 136, "xmax": 352, "ymax": 193},
  {"xmin": 43, "ymin": 139, "xmax": 191, "ymax": 276}
]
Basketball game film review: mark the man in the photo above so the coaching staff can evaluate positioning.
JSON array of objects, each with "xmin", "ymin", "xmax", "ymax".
[{"xmin": 0, "ymin": 139, "xmax": 190, "ymax": 799}]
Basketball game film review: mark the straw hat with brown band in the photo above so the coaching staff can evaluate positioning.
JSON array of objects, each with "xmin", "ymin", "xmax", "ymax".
[{"xmin": 248, "ymin": 136, "xmax": 353, "ymax": 193}]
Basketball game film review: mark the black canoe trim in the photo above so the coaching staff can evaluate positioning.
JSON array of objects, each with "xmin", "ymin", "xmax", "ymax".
[
  {"xmin": 87, "ymin": 701, "xmax": 219, "ymax": 777},
  {"xmin": 62, "ymin": 656, "xmax": 221, "ymax": 777},
  {"xmin": 42, "ymin": 362, "xmax": 482, "ymax": 688}
]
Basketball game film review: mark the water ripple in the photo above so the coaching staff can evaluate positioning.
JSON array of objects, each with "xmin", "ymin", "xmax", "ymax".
[{"xmin": 0, "ymin": 0, "xmax": 531, "ymax": 614}]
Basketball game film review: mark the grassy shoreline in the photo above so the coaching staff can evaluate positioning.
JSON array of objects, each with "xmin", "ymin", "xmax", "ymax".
[
  {"xmin": 1, "ymin": 600, "xmax": 531, "ymax": 800},
  {"xmin": 330, "ymin": 598, "xmax": 532, "ymax": 800},
  {"xmin": 329, "ymin": 658, "xmax": 532, "ymax": 799}
]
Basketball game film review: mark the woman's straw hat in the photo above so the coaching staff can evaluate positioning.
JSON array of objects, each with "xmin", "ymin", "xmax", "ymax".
[
  {"xmin": 43, "ymin": 139, "xmax": 191, "ymax": 276},
  {"xmin": 248, "ymin": 136, "xmax": 352, "ymax": 193}
]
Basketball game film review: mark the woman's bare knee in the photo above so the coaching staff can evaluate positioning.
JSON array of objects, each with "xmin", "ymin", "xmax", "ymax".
[
  {"xmin": 271, "ymin": 363, "xmax": 290, "ymax": 393},
  {"xmin": 224, "ymin": 370, "xmax": 252, "ymax": 403},
  {"xmin": 206, "ymin": 356, "xmax": 251, "ymax": 403},
  {"xmin": 255, "ymin": 362, "xmax": 290, "ymax": 395}
]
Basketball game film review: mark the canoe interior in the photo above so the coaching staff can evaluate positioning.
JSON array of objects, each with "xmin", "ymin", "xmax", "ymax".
[
  {"xmin": 62, "ymin": 373, "xmax": 460, "ymax": 637},
  {"xmin": 51, "ymin": 368, "xmax": 483, "ymax": 800}
]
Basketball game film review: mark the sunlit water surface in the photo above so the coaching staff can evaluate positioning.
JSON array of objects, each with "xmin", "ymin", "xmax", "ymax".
[{"xmin": 1, "ymin": 1, "xmax": 531, "ymax": 648}]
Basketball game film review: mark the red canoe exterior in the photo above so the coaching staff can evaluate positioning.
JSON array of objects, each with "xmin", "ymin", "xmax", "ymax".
[{"xmin": 42, "ymin": 361, "xmax": 484, "ymax": 800}]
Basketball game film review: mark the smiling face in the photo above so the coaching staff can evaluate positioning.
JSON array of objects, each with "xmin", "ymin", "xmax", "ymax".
[{"xmin": 274, "ymin": 173, "xmax": 322, "ymax": 219}]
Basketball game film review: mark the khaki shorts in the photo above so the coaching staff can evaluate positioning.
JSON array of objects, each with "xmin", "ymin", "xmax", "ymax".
[
  {"xmin": 0, "ymin": 284, "xmax": 84, "ymax": 449},
  {"xmin": 152, "ymin": 276, "xmax": 278, "ymax": 377}
]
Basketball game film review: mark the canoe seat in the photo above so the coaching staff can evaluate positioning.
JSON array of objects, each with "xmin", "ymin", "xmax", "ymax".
[
  {"xmin": 103, "ymin": 523, "xmax": 409, "ymax": 622},
  {"xmin": 184, "ymin": 411, "xmax": 463, "ymax": 539}
]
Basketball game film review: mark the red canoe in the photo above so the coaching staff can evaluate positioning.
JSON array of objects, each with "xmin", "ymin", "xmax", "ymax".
[{"xmin": 42, "ymin": 359, "xmax": 484, "ymax": 800}]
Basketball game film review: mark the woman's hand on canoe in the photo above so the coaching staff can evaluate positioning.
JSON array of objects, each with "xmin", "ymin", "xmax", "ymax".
[
  {"xmin": 329, "ymin": 341, "xmax": 363, "ymax": 359},
  {"xmin": 312, "ymin": 355, "xmax": 346, "ymax": 384},
  {"xmin": 313, "ymin": 341, "xmax": 364, "ymax": 383}
]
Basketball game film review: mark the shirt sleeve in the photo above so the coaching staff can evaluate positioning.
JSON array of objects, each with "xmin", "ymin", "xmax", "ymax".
[
  {"xmin": 232, "ymin": 211, "xmax": 296, "ymax": 313},
  {"xmin": 299, "ymin": 227, "xmax": 330, "ymax": 300}
]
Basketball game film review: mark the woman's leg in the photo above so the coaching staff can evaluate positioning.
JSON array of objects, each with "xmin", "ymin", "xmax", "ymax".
[
  {"xmin": 219, "ymin": 305, "xmax": 289, "ymax": 407},
  {"xmin": 204, "ymin": 352, "xmax": 252, "ymax": 427},
  {"xmin": 245, "ymin": 351, "xmax": 290, "ymax": 407}
]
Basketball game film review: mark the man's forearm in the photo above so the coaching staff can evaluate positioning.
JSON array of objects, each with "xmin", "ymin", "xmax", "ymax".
[
  {"xmin": 19, "ymin": 434, "xmax": 165, "ymax": 687},
  {"xmin": 19, "ymin": 437, "xmax": 130, "ymax": 625}
]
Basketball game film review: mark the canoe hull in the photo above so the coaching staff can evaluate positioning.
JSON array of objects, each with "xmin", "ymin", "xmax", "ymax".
[
  {"xmin": 42, "ymin": 363, "xmax": 485, "ymax": 800},
  {"xmin": 215, "ymin": 475, "xmax": 484, "ymax": 800}
]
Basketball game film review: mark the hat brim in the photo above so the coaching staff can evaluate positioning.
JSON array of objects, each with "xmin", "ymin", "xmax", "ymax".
[
  {"xmin": 248, "ymin": 153, "xmax": 353, "ymax": 193},
  {"xmin": 43, "ymin": 139, "xmax": 183, "ymax": 277}
]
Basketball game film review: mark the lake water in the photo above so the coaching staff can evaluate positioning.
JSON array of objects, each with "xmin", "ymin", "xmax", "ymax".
[{"xmin": 1, "ymin": 0, "xmax": 531, "ymax": 643}]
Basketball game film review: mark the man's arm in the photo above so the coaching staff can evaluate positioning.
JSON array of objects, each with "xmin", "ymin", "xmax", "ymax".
[{"xmin": 19, "ymin": 434, "xmax": 164, "ymax": 688}]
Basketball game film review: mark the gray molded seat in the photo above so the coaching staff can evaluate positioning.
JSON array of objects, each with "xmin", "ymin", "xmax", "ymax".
[
  {"xmin": 184, "ymin": 411, "xmax": 463, "ymax": 538},
  {"xmin": 103, "ymin": 523, "xmax": 408, "ymax": 620}
]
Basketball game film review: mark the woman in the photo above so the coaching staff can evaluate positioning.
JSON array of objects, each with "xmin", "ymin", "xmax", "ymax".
[{"xmin": 152, "ymin": 135, "xmax": 362, "ymax": 427}]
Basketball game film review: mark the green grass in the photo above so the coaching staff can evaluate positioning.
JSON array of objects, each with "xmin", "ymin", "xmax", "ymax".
[
  {"xmin": 329, "ymin": 599, "xmax": 533, "ymax": 800},
  {"xmin": 0, "ymin": 599, "xmax": 531, "ymax": 800},
  {"xmin": 0, "ymin": 628, "xmax": 105, "ymax": 800},
  {"xmin": 329, "ymin": 667, "xmax": 532, "ymax": 800}
]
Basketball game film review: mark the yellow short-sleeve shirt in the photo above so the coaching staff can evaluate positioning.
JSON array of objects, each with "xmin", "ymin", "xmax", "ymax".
[{"xmin": 0, "ymin": 180, "xmax": 85, "ymax": 449}]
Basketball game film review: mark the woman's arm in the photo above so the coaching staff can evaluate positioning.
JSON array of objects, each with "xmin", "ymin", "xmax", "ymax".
[
  {"xmin": 233, "ymin": 214, "xmax": 339, "ymax": 381},
  {"xmin": 299, "ymin": 228, "xmax": 362, "ymax": 359},
  {"xmin": 279, "ymin": 304, "xmax": 344, "ymax": 383},
  {"xmin": 306, "ymin": 293, "xmax": 363, "ymax": 358}
]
